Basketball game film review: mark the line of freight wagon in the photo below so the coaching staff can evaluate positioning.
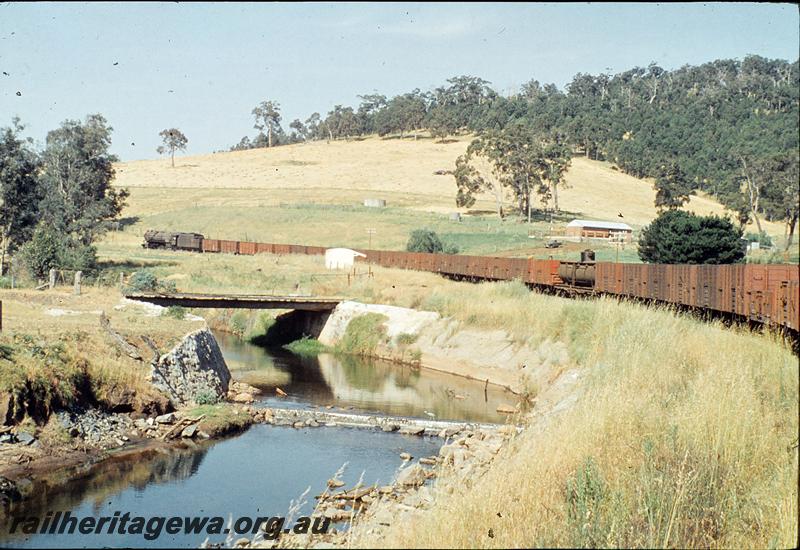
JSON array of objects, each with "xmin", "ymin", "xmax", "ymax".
[{"xmin": 141, "ymin": 230, "xmax": 800, "ymax": 333}]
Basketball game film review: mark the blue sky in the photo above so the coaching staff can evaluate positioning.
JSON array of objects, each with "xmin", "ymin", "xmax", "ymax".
[{"xmin": 1, "ymin": 2, "xmax": 798, "ymax": 161}]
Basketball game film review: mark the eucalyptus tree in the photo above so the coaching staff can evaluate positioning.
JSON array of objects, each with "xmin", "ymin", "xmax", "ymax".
[
  {"xmin": 156, "ymin": 128, "xmax": 188, "ymax": 167},
  {"xmin": 252, "ymin": 100, "xmax": 282, "ymax": 148}
]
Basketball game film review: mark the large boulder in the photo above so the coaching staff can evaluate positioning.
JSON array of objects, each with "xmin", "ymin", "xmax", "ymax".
[{"xmin": 150, "ymin": 329, "xmax": 231, "ymax": 407}]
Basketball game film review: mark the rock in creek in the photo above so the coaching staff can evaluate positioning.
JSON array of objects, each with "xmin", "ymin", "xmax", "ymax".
[
  {"xmin": 396, "ymin": 464, "xmax": 426, "ymax": 487},
  {"xmin": 230, "ymin": 393, "xmax": 254, "ymax": 404},
  {"xmin": 181, "ymin": 424, "xmax": 198, "ymax": 438},
  {"xmin": 150, "ymin": 328, "xmax": 231, "ymax": 408},
  {"xmin": 156, "ymin": 413, "xmax": 176, "ymax": 424},
  {"xmin": 398, "ymin": 426, "xmax": 425, "ymax": 436}
]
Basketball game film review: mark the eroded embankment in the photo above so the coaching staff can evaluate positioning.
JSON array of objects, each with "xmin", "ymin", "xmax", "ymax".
[{"xmin": 0, "ymin": 326, "xmax": 251, "ymax": 508}]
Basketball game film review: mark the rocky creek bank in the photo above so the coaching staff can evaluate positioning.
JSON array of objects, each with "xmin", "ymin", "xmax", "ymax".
[{"xmin": 0, "ymin": 327, "xmax": 244, "ymax": 509}]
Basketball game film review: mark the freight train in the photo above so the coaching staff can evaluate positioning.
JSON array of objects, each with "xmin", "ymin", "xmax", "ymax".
[{"xmin": 142, "ymin": 230, "xmax": 800, "ymax": 333}]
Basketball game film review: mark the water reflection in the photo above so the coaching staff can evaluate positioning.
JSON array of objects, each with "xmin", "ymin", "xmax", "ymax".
[
  {"xmin": 0, "ymin": 426, "xmax": 442, "ymax": 549},
  {"xmin": 215, "ymin": 332, "xmax": 515, "ymax": 423}
]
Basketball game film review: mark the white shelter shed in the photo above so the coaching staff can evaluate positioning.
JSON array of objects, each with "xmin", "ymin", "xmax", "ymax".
[{"xmin": 325, "ymin": 248, "xmax": 366, "ymax": 269}]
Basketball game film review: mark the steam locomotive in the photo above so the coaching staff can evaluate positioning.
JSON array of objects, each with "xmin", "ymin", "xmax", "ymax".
[{"xmin": 142, "ymin": 230, "xmax": 204, "ymax": 251}]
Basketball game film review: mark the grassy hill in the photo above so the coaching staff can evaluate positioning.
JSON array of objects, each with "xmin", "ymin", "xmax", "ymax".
[{"xmin": 107, "ymin": 135, "xmax": 785, "ymax": 260}]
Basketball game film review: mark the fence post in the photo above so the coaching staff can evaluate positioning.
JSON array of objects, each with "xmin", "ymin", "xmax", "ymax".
[
  {"xmin": 119, "ymin": 272, "xmax": 124, "ymax": 289},
  {"xmin": 49, "ymin": 268, "xmax": 56, "ymax": 290},
  {"xmin": 74, "ymin": 271, "xmax": 82, "ymax": 295}
]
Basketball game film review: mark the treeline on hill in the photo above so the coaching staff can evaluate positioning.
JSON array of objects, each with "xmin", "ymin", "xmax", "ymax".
[
  {"xmin": 0, "ymin": 116, "xmax": 126, "ymax": 283},
  {"xmin": 233, "ymin": 56, "xmax": 799, "ymax": 249}
]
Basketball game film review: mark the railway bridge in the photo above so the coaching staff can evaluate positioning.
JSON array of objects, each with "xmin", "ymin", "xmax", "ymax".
[{"xmin": 124, "ymin": 292, "xmax": 343, "ymax": 311}]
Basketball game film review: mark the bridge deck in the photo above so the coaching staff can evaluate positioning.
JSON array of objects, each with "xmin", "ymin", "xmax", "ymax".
[{"xmin": 124, "ymin": 292, "xmax": 343, "ymax": 311}]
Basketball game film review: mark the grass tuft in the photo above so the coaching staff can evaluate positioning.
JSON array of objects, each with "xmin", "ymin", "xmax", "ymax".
[{"xmin": 283, "ymin": 336, "xmax": 330, "ymax": 356}]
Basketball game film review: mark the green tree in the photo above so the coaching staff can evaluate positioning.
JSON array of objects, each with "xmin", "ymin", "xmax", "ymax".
[
  {"xmin": 653, "ymin": 161, "xmax": 694, "ymax": 210},
  {"xmin": 304, "ymin": 113, "xmax": 321, "ymax": 140},
  {"xmin": 455, "ymin": 126, "xmax": 571, "ymax": 223},
  {"xmin": 406, "ymin": 229, "xmax": 458, "ymax": 254},
  {"xmin": 324, "ymin": 105, "xmax": 358, "ymax": 140},
  {"xmin": 289, "ymin": 119, "xmax": 308, "ymax": 142},
  {"xmin": 18, "ymin": 223, "xmax": 96, "ymax": 278},
  {"xmin": 745, "ymin": 151, "xmax": 800, "ymax": 250},
  {"xmin": 37, "ymin": 114, "xmax": 128, "ymax": 247},
  {"xmin": 0, "ymin": 118, "xmax": 41, "ymax": 275},
  {"xmin": 156, "ymin": 128, "xmax": 188, "ymax": 167},
  {"xmin": 252, "ymin": 100, "xmax": 282, "ymax": 147},
  {"xmin": 638, "ymin": 210, "xmax": 745, "ymax": 264},
  {"xmin": 427, "ymin": 105, "xmax": 459, "ymax": 142},
  {"xmin": 454, "ymin": 140, "xmax": 507, "ymax": 219}
]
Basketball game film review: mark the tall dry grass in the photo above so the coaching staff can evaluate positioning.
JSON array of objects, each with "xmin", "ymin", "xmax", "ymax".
[{"xmin": 358, "ymin": 286, "xmax": 798, "ymax": 548}]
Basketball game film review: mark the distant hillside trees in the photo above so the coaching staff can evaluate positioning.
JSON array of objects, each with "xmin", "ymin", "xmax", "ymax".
[
  {"xmin": 356, "ymin": 94, "xmax": 388, "ymax": 135},
  {"xmin": 638, "ymin": 210, "xmax": 745, "ymax": 264},
  {"xmin": 289, "ymin": 119, "xmax": 308, "ymax": 142},
  {"xmin": 157, "ymin": 128, "xmax": 188, "ymax": 167},
  {"xmin": 324, "ymin": 105, "xmax": 358, "ymax": 141},
  {"xmin": 226, "ymin": 56, "xmax": 798, "ymax": 240}
]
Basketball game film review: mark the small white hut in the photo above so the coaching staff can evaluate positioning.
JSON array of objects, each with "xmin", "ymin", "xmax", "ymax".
[{"xmin": 325, "ymin": 248, "xmax": 366, "ymax": 269}]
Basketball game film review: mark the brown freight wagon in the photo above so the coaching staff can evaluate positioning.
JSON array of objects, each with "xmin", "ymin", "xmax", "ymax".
[
  {"xmin": 256, "ymin": 242, "xmax": 275, "ymax": 254},
  {"xmin": 528, "ymin": 259, "xmax": 562, "ymax": 286},
  {"xmin": 218, "ymin": 240, "xmax": 240, "ymax": 254},
  {"xmin": 238, "ymin": 241, "xmax": 257, "ymax": 255},
  {"xmin": 201, "ymin": 238, "xmax": 221, "ymax": 253}
]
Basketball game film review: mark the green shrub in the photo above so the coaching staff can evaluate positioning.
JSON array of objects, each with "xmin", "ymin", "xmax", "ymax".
[
  {"xmin": 18, "ymin": 224, "xmax": 97, "ymax": 279},
  {"xmin": 406, "ymin": 229, "xmax": 459, "ymax": 254},
  {"xmin": 126, "ymin": 270, "xmax": 159, "ymax": 292},
  {"xmin": 744, "ymin": 231, "xmax": 773, "ymax": 248},
  {"xmin": 336, "ymin": 313, "xmax": 388, "ymax": 356},
  {"xmin": 194, "ymin": 389, "xmax": 219, "ymax": 405},
  {"xmin": 165, "ymin": 305, "xmax": 186, "ymax": 320},
  {"xmin": 125, "ymin": 270, "xmax": 178, "ymax": 294},
  {"xmin": 284, "ymin": 336, "xmax": 329, "ymax": 356},
  {"xmin": 229, "ymin": 310, "xmax": 248, "ymax": 337},
  {"xmin": 396, "ymin": 332, "xmax": 419, "ymax": 346},
  {"xmin": 638, "ymin": 210, "xmax": 744, "ymax": 264},
  {"xmin": 18, "ymin": 225, "xmax": 63, "ymax": 279}
]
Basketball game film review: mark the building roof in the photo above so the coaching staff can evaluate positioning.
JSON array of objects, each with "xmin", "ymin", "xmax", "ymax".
[{"xmin": 567, "ymin": 219, "xmax": 633, "ymax": 231}]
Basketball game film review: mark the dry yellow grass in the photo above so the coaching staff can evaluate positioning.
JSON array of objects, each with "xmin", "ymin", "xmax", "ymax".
[
  {"xmin": 347, "ymin": 286, "xmax": 798, "ymax": 549},
  {"xmin": 112, "ymin": 134, "xmax": 782, "ymax": 235}
]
